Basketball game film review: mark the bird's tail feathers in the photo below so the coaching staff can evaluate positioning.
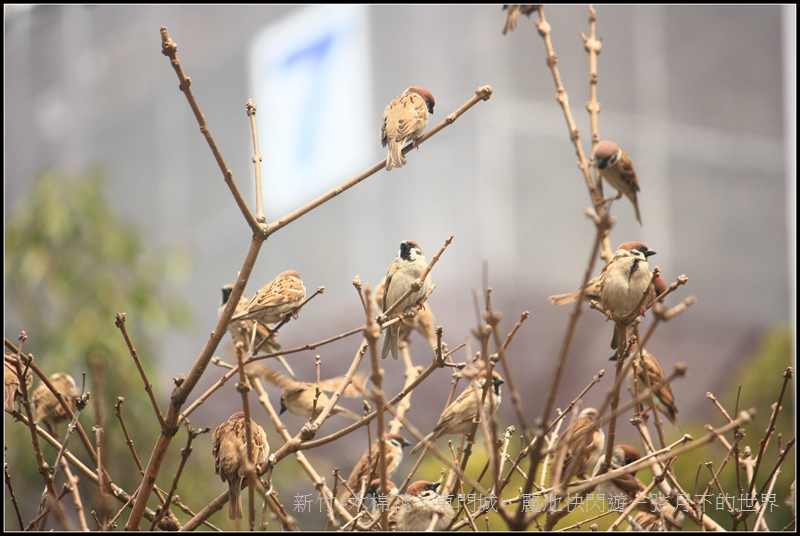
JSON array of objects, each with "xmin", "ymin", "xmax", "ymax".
[
  {"xmin": 548, "ymin": 292, "xmax": 579, "ymax": 306},
  {"xmin": 386, "ymin": 142, "xmax": 406, "ymax": 171}
]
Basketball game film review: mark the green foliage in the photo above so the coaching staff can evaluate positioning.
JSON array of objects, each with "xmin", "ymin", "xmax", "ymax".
[
  {"xmin": 718, "ymin": 323, "xmax": 794, "ymax": 529},
  {"xmin": 668, "ymin": 323, "xmax": 795, "ymax": 531},
  {"xmin": 5, "ymin": 168, "xmax": 193, "ymax": 363},
  {"xmin": 4, "ymin": 167, "xmax": 194, "ymax": 524}
]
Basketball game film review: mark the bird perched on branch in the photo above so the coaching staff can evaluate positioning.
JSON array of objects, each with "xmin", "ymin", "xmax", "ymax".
[
  {"xmin": 600, "ymin": 242, "xmax": 657, "ymax": 349},
  {"xmin": 611, "ymin": 343, "xmax": 679, "ymax": 426},
  {"xmin": 374, "ymin": 277, "xmax": 438, "ymax": 356},
  {"xmin": 4, "ymin": 356, "xmax": 32, "ymax": 412},
  {"xmin": 548, "ymin": 267, "xmax": 665, "ymax": 309},
  {"xmin": 230, "ymin": 270, "xmax": 306, "ymax": 325},
  {"xmin": 219, "ymin": 284, "xmax": 296, "ymax": 379},
  {"xmin": 627, "ymin": 510, "xmax": 675, "ymax": 532},
  {"xmin": 549, "ymin": 407, "xmax": 605, "ymax": 494},
  {"xmin": 396, "ymin": 480, "xmax": 455, "ymax": 531},
  {"xmin": 381, "ymin": 87, "xmax": 435, "ymax": 170},
  {"xmin": 31, "ymin": 372, "xmax": 80, "ymax": 433},
  {"xmin": 593, "ymin": 140, "xmax": 643, "ymax": 225},
  {"xmin": 594, "ymin": 444, "xmax": 682, "ymax": 529},
  {"xmin": 339, "ymin": 433, "xmax": 410, "ymax": 504},
  {"xmin": 548, "ymin": 242, "xmax": 657, "ymax": 349},
  {"xmin": 211, "ymin": 412, "xmax": 270, "ymax": 520},
  {"xmin": 380, "ymin": 240, "xmax": 432, "ymax": 360},
  {"xmin": 257, "ymin": 363, "xmax": 366, "ymax": 422},
  {"xmin": 411, "ymin": 369, "xmax": 504, "ymax": 454}
]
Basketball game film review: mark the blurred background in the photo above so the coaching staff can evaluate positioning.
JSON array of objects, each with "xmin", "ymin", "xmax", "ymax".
[{"xmin": 5, "ymin": 5, "xmax": 795, "ymax": 530}]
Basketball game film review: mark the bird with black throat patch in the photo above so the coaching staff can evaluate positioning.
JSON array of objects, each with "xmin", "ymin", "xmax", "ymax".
[{"xmin": 380, "ymin": 240, "xmax": 431, "ymax": 360}]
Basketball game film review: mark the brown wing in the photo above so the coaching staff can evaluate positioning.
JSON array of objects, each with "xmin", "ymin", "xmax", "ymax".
[
  {"xmin": 212, "ymin": 418, "xmax": 239, "ymax": 480},
  {"xmin": 380, "ymin": 102, "xmax": 392, "ymax": 147},
  {"xmin": 612, "ymin": 472, "xmax": 646, "ymax": 500},
  {"xmin": 557, "ymin": 415, "xmax": 598, "ymax": 480},
  {"xmin": 393, "ymin": 93, "xmax": 427, "ymax": 141},
  {"xmin": 254, "ymin": 363, "xmax": 297, "ymax": 390},
  {"xmin": 31, "ymin": 374, "xmax": 78, "ymax": 424},
  {"xmin": 249, "ymin": 278, "xmax": 298, "ymax": 311},
  {"xmin": 346, "ymin": 442, "xmax": 380, "ymax": 494},
  {"xmin": 639, "ymin": 352, "xmax": 678, "ymax": 423},
  {"xmin": 617, "ymin": 151, "xmax": 641, "ymax": 193},
  {"xmin": 432, "ymin": 385, "xmax": 477, "ymax": 436},
  {"xmin": 318, "ymin": 371, "xmax": 368, "ymax": 398}
]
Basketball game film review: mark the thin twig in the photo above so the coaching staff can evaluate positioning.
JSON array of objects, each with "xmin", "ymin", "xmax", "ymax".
[
  {"xmin": 159, "ymin": 27, "xmax": 258, "ymax": 231},
  {"xmin": 519, "ymin": 224, "xmax": 608, "ymax": 524},
  {"xmin": 11, "ymin": 411, "xmax": 168, "ymax": 527},
  {"xmin": 6, "ymin": 340, "xmax": 99, "ymax": 465},
  {"xmin": 233, "ymin": 341, "xmax": 260, "ymax": 530},
  {"xmin": 113, "ymin": 398, "xmax": 185, "ymax": 525},
  {"xmin": 748, "ymin": 367, "xmax": 793, "ymax": 497},
  {"xmin": 114, "ymin": 313, "xmax": 165, "ymax": 428},
  {"xmin": 245, "ymin": 99, "xmax": 266, "ymax": 224},
  {"xmin": 149, "ymin": 424, "xmax": 207, "ymax": 530},
  {"xmin": 4, "ymin": 463, "xmax": 25, "ymax": 530},
  {"xmin": 360, "ymin": 282, "xmax": 390, "ymax": 531}
]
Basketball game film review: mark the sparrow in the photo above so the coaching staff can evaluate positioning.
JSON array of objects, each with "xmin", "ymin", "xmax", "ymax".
[
  {"xmin": 374, "ymin": 277, "xmax": 438, "ymax": 355},
  {"xmin": 381, "ymin": 87, "xmax": 435, "ymax": 170},
  {"xmin": 219, "ymin": 284, "xmax": 296, "ymax": 379},
  {"xmin": 594, "ymin": 444, "xmax": 647, "ymax": 512},
  {"xmin": 4, "ymin": 355, "xmax": 32, "ymax": 412},
  {"xmin": 380, "ymin": 240, "xmax": 432, "ymax": 360},
  {"xmin": 549, "ymin": 407, "xmax": 605, "ymax": 493},
  {"xmin": 611, "ymin": 343, "xmax": 678, "ymax": 426},
  {"xmin": 397, "ymin": 480, "xmax": 455, "ymax": 531},
  {"xmin": 548, "ymin": 249, "xmax": 661, "ymax": 309},
  {"xmin": 31, "ymin": 372, "xmax": 80, "ymax": 431},
  {"xmin": 230, "ymin": 270, "xmax": 306, "ymax": 325},
  {"xmin": 593, "ymin": 140, "xmax": 643, "ymax": 225},
  {"xmin": 257, "ymin": 363, "xmax": 366, "ymax": 422},
  {"xmin": 548, "ymin": 242, "xmax": 656, "ymax": 349},
  {"xmin": 339, "ymin": 433, "xmax": 411, "ymax": 503},
  {"xmin": 502, "ymin": 4, "xmax": 541, "ymax": 34},
  {"xmin": 600, "ymin": 242, "xmax": 657, "ymax": 349},
  {"xmin": 211, "ymin": 411, "xmax": 270, "ymax": 520},
  {"xmin": 594, "ymin": 444, "xmax": 680, "ymax": 529},
  {"xmin": 410, "ymin": 369, "xmax": 504, "ymax": 454},
  {"xmin": 627, "ymin": 510, "xmax": 673, "ymax": 532}
]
